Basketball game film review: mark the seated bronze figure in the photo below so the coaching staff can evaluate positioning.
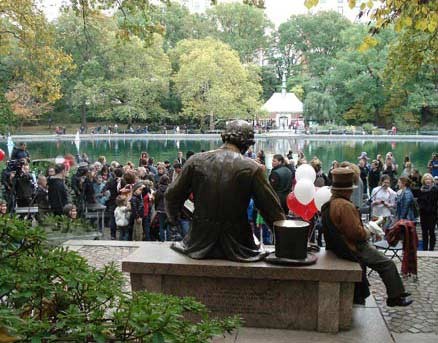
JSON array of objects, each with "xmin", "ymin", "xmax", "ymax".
[{"xmin": 165, "ymin": 120, "xmax": 286, "ymax": 262}]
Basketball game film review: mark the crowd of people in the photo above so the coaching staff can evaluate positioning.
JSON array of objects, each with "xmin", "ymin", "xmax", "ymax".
[{"xmin": 1, "ymin": 141, "xmax": 437, "ymax": 250}]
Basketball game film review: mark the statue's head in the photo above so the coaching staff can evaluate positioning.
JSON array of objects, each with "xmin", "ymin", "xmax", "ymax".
[{"xmin": 221, "ymin": 120, "xmax": 255, "ymax": 154}]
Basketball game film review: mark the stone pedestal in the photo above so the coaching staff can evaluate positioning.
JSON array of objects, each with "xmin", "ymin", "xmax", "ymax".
[{"xmin": 122, "ymin": 243, "xmax": 362, "ymax": 333}]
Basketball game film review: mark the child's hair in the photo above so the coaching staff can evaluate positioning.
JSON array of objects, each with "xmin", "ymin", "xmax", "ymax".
[
  {"xmin": 116, "ymin": 195, "xmax": 127, "ymax": 207},
  {"xmin": 37, "ymin": 174, "xmax": 47, "ymax": 186}
]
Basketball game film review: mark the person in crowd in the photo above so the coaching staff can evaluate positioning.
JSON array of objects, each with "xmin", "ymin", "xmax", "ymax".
[
  {"xmin": 255, "ymin": 151, "xmax": 267, "ymax": 174},
  {"xmin": 100, "ymin": 165, "xmax": 110, "ymax": 181},
  {"xmin": 327, "ymin": 160, "xmax": 339, "ymax": 186},
  {"xmin": 176, "ymin": 151, "xmax": 186, "ymax": 165},
  {"xmin": 114, "ymin": 195, "xmax": 130, "ymax": 241},
  {"xmin": 153, "ymin": 163, "xmax": 167, "ymax": 188},
  {"xmin": 311, "ymin": 157, "xmax": 328, "ymax": 187},
  {"xmin": 142, "ymin": 181, "xmax": 153, "ymax": 241},
  {"xmin": 47, "ymin": 167, "xmax": 56, "ymax": 178},
  {"xmin": 14, "ymin": 163, "xmax": 35, "ymax": 207},
  {"xmin": 93, "ymin": 174, "xmax": 109, "ymax": 205},
  {"xmin": 63, "ymin": 203, "xmax": 78, "ymax": 220},
  {"xmin": 139, "ymin": 152, "xmax": 149, "ymax": 167},
  {"xmin": 169, "ymin": 163, "xmax": 182, "ymax": 183},
  {"xmin": 147, "ymin": 158, "xmax": 157, "ymax": 175},
  {"xmin": 35, "ymin": 175, "xmax": 50, "ymax": 221},
  {"xmin": 129, "ymin": 182, "xmax": 145, "ymax": 241},
  {"xmin": 103, "ymin": 167, "xmax": 123, "ymax": 240},
  {"xmin": 286, "ymin": 150, "xmax": 293, "ymax": 160},
  {"xmin": 163, "ymin": 161, "xmax": 172, "ymax": 174},
  {"xmin": 403, "ymin": 155, "xmax": 411, "ymax": 170},
  {"xmin": 435, "ymin": 176, "xmax": 438, "ymax": 187},
  {"xmin": 97, "ymin": 156, "xmax": 107, "ymax": 167},
  {"xmin": 155, "ymin": 175, "xmax": 170, "ymax": 241},
  {"xmin": 48, "ymin": 164, "xmax": 69, "ymax": 216},
  {"xmin": 11, "ymin": 142, "xmax": 30, "ymax": 161},
  {"xmin": 322, "ymin": 168, "xmax": 412, "ymax": 307},
  {"xmin": 409, "ymin": 168, "xmax": 422, "ymax": 197},
  {"xmin": 376, "ymin": 154, "xmax": 384, "ymax": 172},
  {"xmin": 358, "ymin": 158, "xmax": 369, "ymax": 195},
  {"xmin": 427, "ymin": 153, "xmax": 438, "ymax": 178},
  {"xmin": 71, "ymin": 163, "xmax": 88, "ymax": 214},
  {"xmin": 186, "ymin": 150, "xmax": 195, "ymax": 161},
  {"xmin": 401, "ymin": 161, "xmax": 412, "ymax": 177},
  {"xmin": 245, "ymin": 146, "xmax": 256, "ymax": 159},
  {"xmin": 382, "ymin": 157, "xmax": 398, "ymax": 190},
  {"xmin": 269, "ymin": 154, "xmax": 293, "ymax": 214},
  {"xmin": 367, "ymin": 160, "xmax": 380, "ymax": 194},
  {"xmin": 395, "ymin": 176, "xmax": 416, "ymax": 222},
  {"xmin": 0, "ymin": 199, "xmax": 8, "ymax": 216},
  {"xmin": 83, "ymin": 170, "xmax": 97, "ymax": 205},
  {"xmin": 370, "ymin": 175, "xmax": 397, "ymax": 228},
  {"xmin": 416, "ymin": 173, "xmax": 438, "ymax": 251}
]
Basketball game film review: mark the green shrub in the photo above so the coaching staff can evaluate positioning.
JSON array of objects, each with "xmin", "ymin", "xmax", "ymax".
[{"xmin": 0, "ymin": 217, "xmax": 240, "ymax": 342}]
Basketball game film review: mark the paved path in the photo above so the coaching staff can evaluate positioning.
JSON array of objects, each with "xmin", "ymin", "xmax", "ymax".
[{"xmin": 64, "ymin": 240, "xmax": 438, "ymax": 342}]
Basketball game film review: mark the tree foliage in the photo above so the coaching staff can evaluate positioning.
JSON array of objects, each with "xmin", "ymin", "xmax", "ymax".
[
  {"xmin": 305, "ymin": 0, "xmax": 438, "ymax": 84},
  {"xmin": 304, "ymin": 91, "xmax": 337, "ymax": 123},
  {"xmin": 0, "ymin": 0, "xmax": 74, "ymax": 121},
  {"xmin": 172, "ymin": 38, "xmax": 262, "ymax": 129},
  {"xmin": 206, "ymin": 3, "xmax": 273, "ymax": 63}
]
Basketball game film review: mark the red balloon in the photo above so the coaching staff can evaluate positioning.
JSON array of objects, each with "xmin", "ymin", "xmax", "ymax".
[
  {"xmin": 301, "ymin": 200, "xmax": 318, "ymax": 221},
  {"xmin": 0, "ymin": 149, "xmax": 5, "ymax": 161},
  {"xmin": 287, "ymin": 192, "xmax": 318, "ymax": 222}
]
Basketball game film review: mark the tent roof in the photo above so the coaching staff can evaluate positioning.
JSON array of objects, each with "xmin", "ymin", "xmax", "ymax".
[{"xmin": 262, "ymin": 92, "xmax": 303, "ymax": 113}]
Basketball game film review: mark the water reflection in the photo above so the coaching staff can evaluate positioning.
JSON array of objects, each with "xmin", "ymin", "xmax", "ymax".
[{"xmin": 0, "ymin": 138, "xmax": 436, "ymax": 174}]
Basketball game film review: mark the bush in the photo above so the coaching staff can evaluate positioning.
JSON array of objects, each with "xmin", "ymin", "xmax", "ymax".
[{"xmin": 0, "ymin": 217, "xmax": 239, "ymax": 342}]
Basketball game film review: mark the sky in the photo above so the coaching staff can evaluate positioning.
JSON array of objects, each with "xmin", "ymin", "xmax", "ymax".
[{"xmin": 40, "ymin": 0, "xmax": 311, "ymax": 26}]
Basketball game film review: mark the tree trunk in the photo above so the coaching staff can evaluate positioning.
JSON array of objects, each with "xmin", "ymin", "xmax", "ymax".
[
  {"xmin": 81, "ymin": 103, "xmax": 87, "ymax": 129},
  {"xmin": 209, "ymin": 112, "xmax": 214, "ymax": 131}
]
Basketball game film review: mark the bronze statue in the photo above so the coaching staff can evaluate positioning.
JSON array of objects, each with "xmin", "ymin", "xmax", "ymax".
[{"xmin": 165, "ymin": 120, "xmax": 286, "ymax": 262}]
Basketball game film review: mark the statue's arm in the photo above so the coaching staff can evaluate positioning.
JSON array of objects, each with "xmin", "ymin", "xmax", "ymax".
[
  {"xmin": 252, "ymin": 168, "xmax": 286, "ymax": 229},
  {"xmin": 164, "ymin": 161, "xmax": 193, "ymax": 225}
]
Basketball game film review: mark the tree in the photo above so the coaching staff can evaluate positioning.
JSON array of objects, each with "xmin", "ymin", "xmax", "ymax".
[
  {"xmin": 270, "ymin": 11, "xmax": 351, "ymax": 80},
  {"xmin": 324, "ymin": 25, "xmax": 393, "ymax": 125},
  {"xmin": 172, "ymin": 38, "xmax": 262, "ymax": 130},
  {"xmin": 103, "ymin": 33, "xmax": 171, "ymax": 125},
  {"xmin": 303, "ymin": 91, "xmax": 337, "ymax": 123},
  {"xmin": 54, "ymin": 11, "xmax": 171, "ymax": 127},
  {"xmin": 54, "ymin": 11, "xmax": 115, "ymax": 127},
  {"xmin": 206, "ymin": 3, "xmax": 273, "ymax": 63},
  {"xmin": 0, "ymin": 0, "xmax": 73, "ymax": 123},
  {"xmin": 304, "ymin": 0, "xmax": 438, "ymax": 84},
  {"xmin": 152, "ymin": 2, "xmax": 212, "ymax": 51}
]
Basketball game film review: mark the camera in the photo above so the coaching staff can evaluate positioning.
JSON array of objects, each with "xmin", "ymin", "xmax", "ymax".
[{"xmin": 6, "ymin": 159, "xmax": 25, "ymax": 176}]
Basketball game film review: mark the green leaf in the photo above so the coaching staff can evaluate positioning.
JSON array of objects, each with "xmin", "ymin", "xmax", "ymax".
[{"xmin": 152, "ymin": 332, "xmax": 165, "ymax": 343}]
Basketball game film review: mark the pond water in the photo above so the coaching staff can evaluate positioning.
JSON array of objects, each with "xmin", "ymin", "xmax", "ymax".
[{"xmin": 1, "ymin": 138, "xmax": 437, "ymax": 174}]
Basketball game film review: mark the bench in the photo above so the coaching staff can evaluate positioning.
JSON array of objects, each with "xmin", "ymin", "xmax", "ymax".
[{"xmin": 122, "ymin": 243, "xmax": 362, "ymax": 333}]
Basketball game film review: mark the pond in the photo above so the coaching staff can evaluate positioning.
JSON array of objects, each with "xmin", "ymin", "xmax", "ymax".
[{"xmin": 1, "ymin": 137, "xmax": 437, "ymax": 174}]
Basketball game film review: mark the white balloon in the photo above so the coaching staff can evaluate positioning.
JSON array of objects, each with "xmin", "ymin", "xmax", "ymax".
[
  {"xmin": 55, "ymin": 156, "xmax": 65, "ymax": 164},
  {"xmin": 295, "ymin": 164, "xmax": 316, "ymax": 183},
  {"xmin": 294, "ymin": 179, "xmax": 315, "ymax": 205},
  {"xmin": 314, "ymin": 186, "xmax": 332, "ymax": 211}
]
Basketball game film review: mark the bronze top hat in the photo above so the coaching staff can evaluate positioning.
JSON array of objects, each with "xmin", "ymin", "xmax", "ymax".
[{"xmin": 330, "ymin": 167, "xmax": 358, "ymax": 190}]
